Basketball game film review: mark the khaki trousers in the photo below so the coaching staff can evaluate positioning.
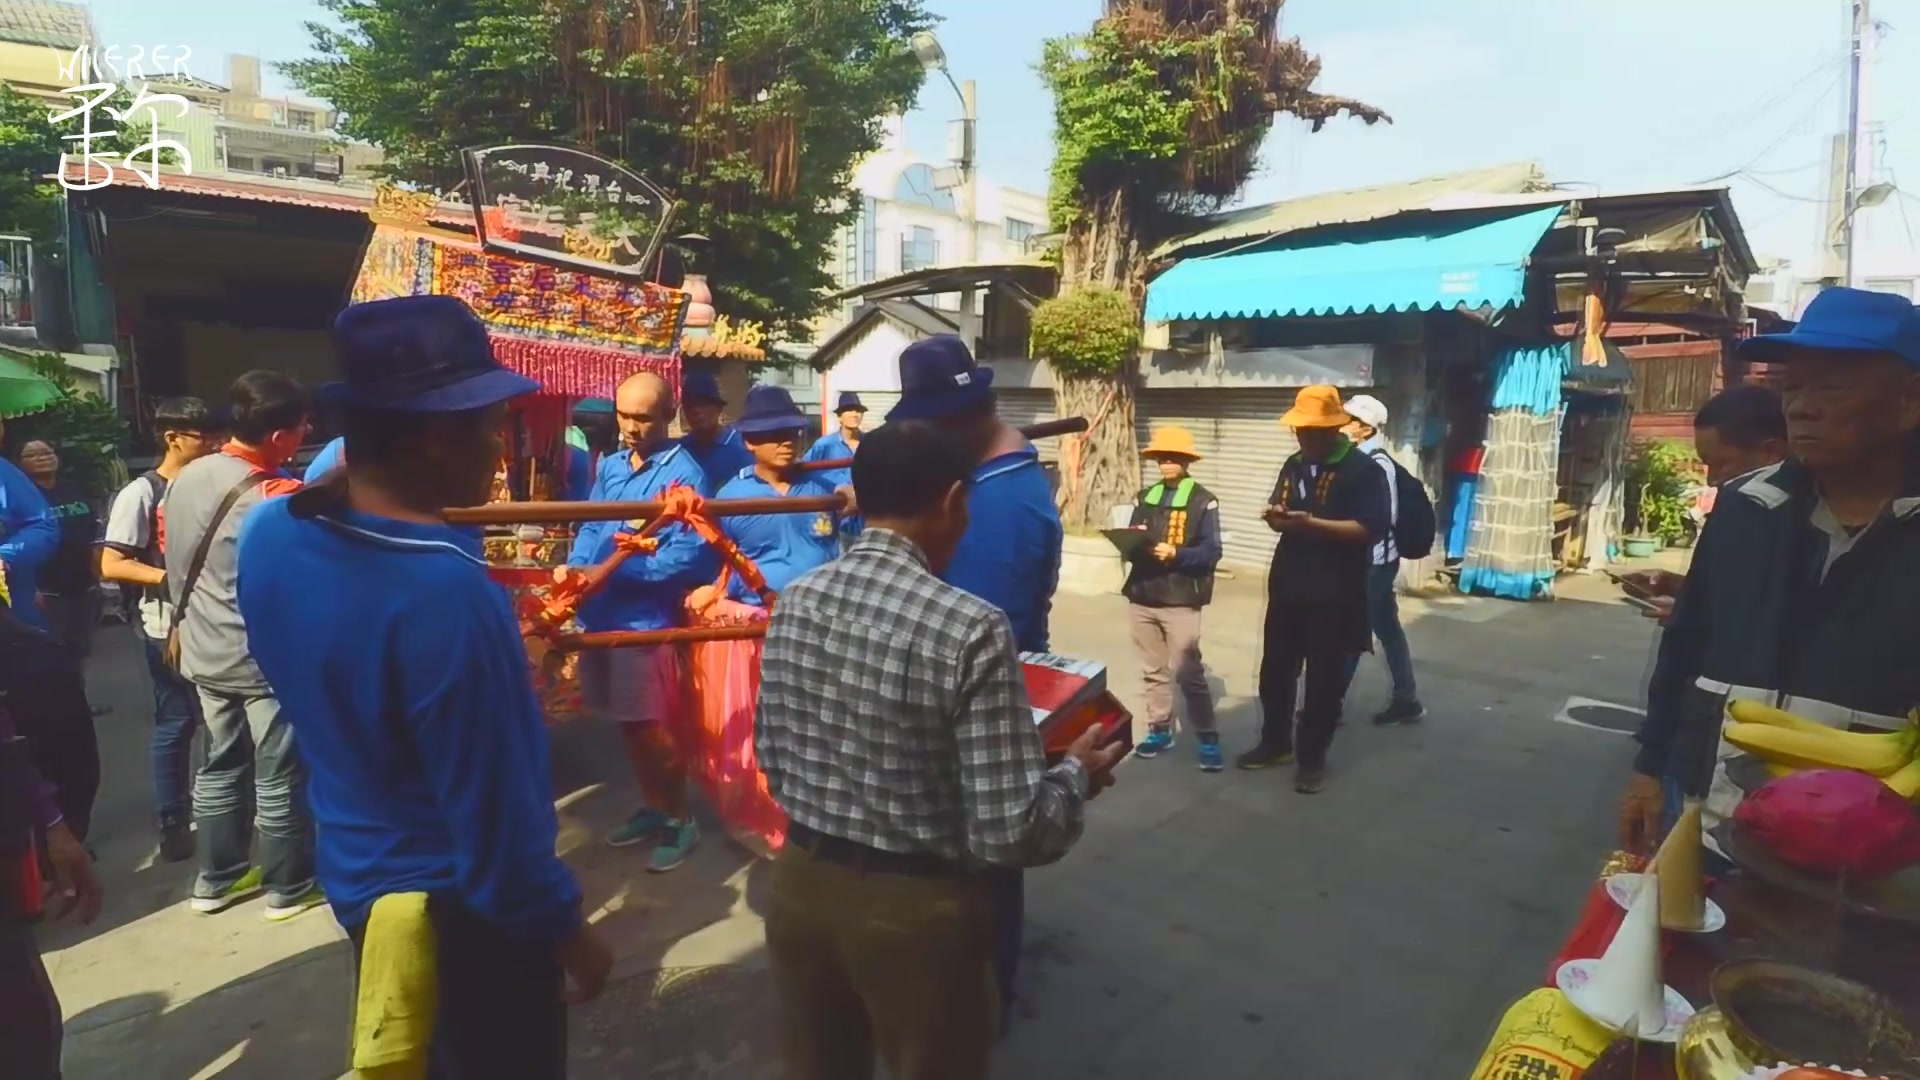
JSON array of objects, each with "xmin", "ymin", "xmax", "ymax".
[
  {"xmin": 765, "ymin": 844, "xmax": 997, "ymax": 1080},
  {"xmin": 1128, "ymin": 603, "xmax": 1217, "ymax": 732}
]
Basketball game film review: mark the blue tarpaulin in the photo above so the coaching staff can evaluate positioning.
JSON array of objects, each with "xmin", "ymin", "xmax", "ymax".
[{"xmin": 1144, "ymin": 204, "xmax": 1567, "ymax": 323}]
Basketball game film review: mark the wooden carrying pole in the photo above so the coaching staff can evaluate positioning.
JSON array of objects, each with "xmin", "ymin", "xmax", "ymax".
[
  {"xmin": 798, "ymin": 415, "xmax": 1089, "ymax": 472},
  {"xmin": 559, "ymin": 624, "xmax": 767, "ymax": 649},
  {"xmin": 448, "ymin": 416, "xmax": 1090, "ymax": 526}
]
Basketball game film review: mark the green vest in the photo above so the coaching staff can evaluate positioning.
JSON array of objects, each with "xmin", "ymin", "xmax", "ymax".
[
  {"xmin": 1126, "ymin": 477, "xmax": 1214, "ymax": 608},
  {"xmin": 1143, "ymin": 477, "xmax": 1196, "ymax": 510}
]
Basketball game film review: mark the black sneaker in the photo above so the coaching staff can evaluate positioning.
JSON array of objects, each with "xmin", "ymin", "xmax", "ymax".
[
  {"xmin": 1236, "ymin": 743, "xmax": 1296, "ymax": 770},
  {"xmin": 1294, "ymin": 767, "xmax": 1327, "ymax": 794},
  {"xmin": 159, "ymin": 820, "xmax": 195, "ymax": 863},
  {"xmin": 1372, "ymin": 700, "xmax": 1426, "ymax": 727}
]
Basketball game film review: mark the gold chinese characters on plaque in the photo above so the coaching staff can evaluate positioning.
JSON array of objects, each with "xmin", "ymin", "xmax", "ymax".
[
  {"xmin": 372, "ymin": 182, "xmax": 439, "ymax": 226},
  {"xmin": 708, "ymin": 316, "xmax": 766, "ymax": 351}
]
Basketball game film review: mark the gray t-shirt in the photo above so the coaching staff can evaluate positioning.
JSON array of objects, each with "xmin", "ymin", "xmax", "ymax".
[
  {"xmin": 102, "ymin": 473, "xmax": 172, "ymax": 639},
  {"xmin": 162, "ymin": 450, "xmax": 292, "ymax": 693}
]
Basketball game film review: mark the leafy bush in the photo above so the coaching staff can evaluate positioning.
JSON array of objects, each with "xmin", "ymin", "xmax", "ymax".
[
  {"xmin": 1029, "ymin": 286, "xmax": 1140, "ymax": 380},
  {"xmin": 1626, "ymin": 439, "xmax": 1698, "ymax": 544}
]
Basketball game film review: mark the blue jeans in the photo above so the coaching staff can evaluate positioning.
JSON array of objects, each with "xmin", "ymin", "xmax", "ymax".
[
  {"xmin": 142, "ymin": 634, "xmax": 201, "ymax": 825},
  {"xmin": 192, "ymin": 687, "xmax": 315, "ymax": 901},
  {"xmin": 1344, "ymin": 562, "xmax": 1418, "ymax": 703}
]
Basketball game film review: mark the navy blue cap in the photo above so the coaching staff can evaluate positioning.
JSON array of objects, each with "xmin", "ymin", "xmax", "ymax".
[
  {"xmin": 734, "ymin": 385, "xmax": 810, "ymax": 435},
  {"xmin": 319, "ymin": 296, "xmax": 540, "ymax": 412},
  {"xmin": 1740, "ymin": 286, "xmax": 1920, "ymax": 368},
  {"xmin": 887, "ymin": 335, "xmax": 994, "ymax": 421},
  {"xmin": 682, "ymin": 372, "xmax": 726, "ymax": 406},
  {"xmin": 835, "ymin": 391, "xmax": 866, "ymax": 414}
]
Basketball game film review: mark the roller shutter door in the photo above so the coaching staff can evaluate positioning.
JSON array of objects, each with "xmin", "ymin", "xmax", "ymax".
[
  {"xmin": 1135, "ymin": 388, "xmax": 1303, "ymax": 573},
  {"xmin": 995, "ymin": 388, "xmax": 1061, "ymax": 464}
]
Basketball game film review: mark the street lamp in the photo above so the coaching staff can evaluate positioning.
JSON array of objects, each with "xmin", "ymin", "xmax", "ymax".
[
  {"xmin": 909, "ymin": 30, "xmax": 980, "ymax": 343},
  {"xmin": 1837, "ymin": 181, "xmax": 1897, "ymax": 287}
]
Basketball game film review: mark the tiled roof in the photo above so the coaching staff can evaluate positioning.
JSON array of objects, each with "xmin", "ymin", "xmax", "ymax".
[{"xmin": 0, "ymin": 0, "xmax": 90, "ymax": 50}]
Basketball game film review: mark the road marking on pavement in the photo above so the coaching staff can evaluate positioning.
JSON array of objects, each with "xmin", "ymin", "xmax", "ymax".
[{"xmin": 1552, "ymin": 695, "xmax": 1644, "ymax": 737}]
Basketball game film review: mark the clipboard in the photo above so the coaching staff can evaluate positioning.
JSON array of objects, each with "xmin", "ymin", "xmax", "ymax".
[{"xmin": 1100, "ymin": 527, "xmax": 1153, "ymax": 560}]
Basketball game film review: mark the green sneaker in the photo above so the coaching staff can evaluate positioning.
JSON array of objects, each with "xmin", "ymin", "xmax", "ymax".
[
  {"xmin": 189, "ymin": 866, "xmax": 265, "ymax": 914},
  {"xmin": 1235, "ymin": 743, "xmax": 1296, "ymax": 771},
  {"xmin": 648, "ymin": 819, "xmax": 700, "ymax": 873},
  {"xmin": 264, "ymin": 885, "xmax": 329, "ymax": 923},
  {"xmin": 606, "ymin": 807, "xmax": 670, "ymax": 849}
]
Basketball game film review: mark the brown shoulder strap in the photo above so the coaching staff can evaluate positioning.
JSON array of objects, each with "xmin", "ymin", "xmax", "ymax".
[{"xmin": 166, "ymin": 473, "xmax": 259, "ymax": 636}]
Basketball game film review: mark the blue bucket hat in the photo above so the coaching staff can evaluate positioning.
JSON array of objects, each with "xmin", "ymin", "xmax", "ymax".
[
  {"xmin": 1739, "ymin": 286, "xmax": 1920, "ymax": 368},
  {"xmin": 319, "ymin": 296, "xmax": 540, "ymax": 412},
  {"xmin": 573, "ymin": 396, "xmax": 615, "ymax": 415},
  {"xmin": 733, "ymin": 385, "xmax": 810, "ymax": 436},
  {"xmin": 887, "ymin": 335, "xmax": 994, "ymax": 421},
  {"xmin": 682, "ymin": 372, "xmax": 727, "ymax": 407},
  {"xmin": 835, "ymin": 391, "xmax": 867, "ymax": 415}
]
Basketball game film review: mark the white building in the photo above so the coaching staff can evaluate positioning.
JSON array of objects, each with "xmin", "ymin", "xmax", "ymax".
[{"xmin": 764, "ymin": 115, "xmax": 1048, "ymax": 419}]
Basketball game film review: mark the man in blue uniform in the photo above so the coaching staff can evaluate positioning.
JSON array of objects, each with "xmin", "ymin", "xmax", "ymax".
[
  {"xmin": 716, "ymin": 387, "xmax": 845, "ymax": 604},
  {"xmin": 677, "ymin": 372, "xmax": 753, "ymax": 490},
  {"xmin": 303, "ymin": 435, "xmax": 345, "ymax": 483},
  {"xmin": 889, "ymin": 334, "xmax": 1064, "ymax": 1034},
  {"xmin": 569, "ymin": 372, "xmax": 717, "ymax": 871},
  {"xmin": 237, "ymin": 296, "xmax": 610, "ymax": 1076},
  {"xmin": 0, "ymin": 413, "xmax": 58, "ymax": 628},
  {"xmin": 799, "ymin": 390, "xmax": 867, "ymax": 488}
]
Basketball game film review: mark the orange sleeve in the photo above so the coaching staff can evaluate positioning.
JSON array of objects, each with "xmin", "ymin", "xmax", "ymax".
[{"xmin": 259, "ymin": 475, "xmax": 305, "ymax": 500}]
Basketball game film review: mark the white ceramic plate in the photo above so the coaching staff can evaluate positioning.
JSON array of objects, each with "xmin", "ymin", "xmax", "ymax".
[
  {"xmin": 1554, "ymin": 958, "xmax": 1697, "ymax": 1044},
  {"xmin": 1605, "ymin": 872, "xmax": 1728, "ymax": 934}
]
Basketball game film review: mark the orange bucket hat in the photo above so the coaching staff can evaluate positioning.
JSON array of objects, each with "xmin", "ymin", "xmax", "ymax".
[
  {"xmin": 1142, "ymin": 426, "xmax": 1201, "ymax": 460},
  {"xmin": 1279, "ymin": 385, "xmax": 1351, "ymax": 429}
]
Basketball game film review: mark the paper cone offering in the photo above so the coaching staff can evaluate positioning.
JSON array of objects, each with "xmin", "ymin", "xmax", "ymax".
[
  {"xmin": 1583, "ymin": 872, "xmax": 1667, "ymax": 1036},
  {"xmin": 1656, "ymin": 800, "xmax": 1706, "ymax": 931}
]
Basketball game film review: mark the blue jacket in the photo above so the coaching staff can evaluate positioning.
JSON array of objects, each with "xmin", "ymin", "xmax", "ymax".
[
  {"xmin": 0, "ymin": 459, "xmax": 57, "ymax": 628},
  {"xmin": 235, "ymin": 498, "xmax": 583, "ymax": 944},
  {"xmin": 942, "ymin": 447, "xmax": 1062, "ymax": 653},
  {"xmin": 303, "ymin": 437, "xmax": 345, "ymax": 483},
  {"xmin": 567, "ymin": 444, "xmax": 717, "ymax": 632},
  {"xmin": 800, "ymin": 429, "xmax": 860, "ymax": 488},
  {"xmin": 564, "ymin": 447, "xmax": 595, "ymax": 502},
  {"xmin": 715, "ymin": 468, "xmax": 842, "ymax": 604},
  {"xmin": 678, "ymin": 428, "xmax": 754, "ymax": 492}
]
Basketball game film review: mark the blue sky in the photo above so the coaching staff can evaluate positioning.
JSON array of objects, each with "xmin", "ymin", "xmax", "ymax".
[{"xmin": 85, "ymin": 0, "xmax": 1920, "ymax": 272}]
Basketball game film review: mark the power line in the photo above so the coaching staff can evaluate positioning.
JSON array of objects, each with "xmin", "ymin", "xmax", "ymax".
[
  {"xmin": 1689, "ymin": 69, "xmax": 1844, "ymax": 186},
  {"xmin": 1738, "ymin": 172, "xmax": 1829, "ymax": 204}
]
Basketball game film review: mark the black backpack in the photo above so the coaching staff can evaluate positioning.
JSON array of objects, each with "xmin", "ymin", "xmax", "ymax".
[{"xmin": 1370, "ymin": 450, "xmax": 1436, "ymax": 561}]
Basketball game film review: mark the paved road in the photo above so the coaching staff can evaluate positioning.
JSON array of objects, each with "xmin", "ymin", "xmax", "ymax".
[{"xmin": 46, "ymin": 570, "xmax": 1658, "ymax": 1079}]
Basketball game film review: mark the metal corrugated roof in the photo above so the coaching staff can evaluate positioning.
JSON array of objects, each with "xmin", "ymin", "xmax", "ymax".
[
  {"xmin": 0, "ymin": 0, "xmax": 89, "ymax": 49},
  {"xmin": 1153, "ymin": 162, "xmax": 1552, "ymax": 259},
  {"xmin": 57, "ymin": 162, "xmax": 381, "ymax": 211}
]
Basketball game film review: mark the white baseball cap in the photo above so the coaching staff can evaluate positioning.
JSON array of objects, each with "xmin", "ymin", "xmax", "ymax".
[{"xmin": 1344, "ymin": 394, "xmax": 1388, "ymax": 429}]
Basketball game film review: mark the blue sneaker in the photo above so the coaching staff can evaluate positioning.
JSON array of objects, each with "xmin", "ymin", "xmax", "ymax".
[
  {"xmin": 1134, "ymin": 726, "xmax": 1175, "ymax": 759},
  {"xmin": 648, "ymin": 819, "xmax": 700, "ymax": 873},
  {"xmin": 606, "ymin": 807, "xmax": 670, "ymax": 849},
  {"xmin": 1197, "ymin": 737, "xmax": 1224, "ymax": 773}
]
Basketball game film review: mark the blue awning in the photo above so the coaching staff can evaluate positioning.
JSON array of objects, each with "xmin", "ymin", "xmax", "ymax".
[{"xmin": 1144, "ymin": 203, "xmax": 1567, "ymax": 322}]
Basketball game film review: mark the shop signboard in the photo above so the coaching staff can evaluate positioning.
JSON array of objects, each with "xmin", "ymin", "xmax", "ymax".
[{"xmin": 461, "ymin": 144, "xmax": 679, "ymax": 280}]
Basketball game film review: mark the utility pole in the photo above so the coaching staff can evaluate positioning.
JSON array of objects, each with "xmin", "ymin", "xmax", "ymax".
[
  {"xmin": 1842, "ymin": 0, "xmax": 1869, "ymax": 287},
  {"xmin": 957, "ymin": 79, "xmax": 980, "ymax": 349}
]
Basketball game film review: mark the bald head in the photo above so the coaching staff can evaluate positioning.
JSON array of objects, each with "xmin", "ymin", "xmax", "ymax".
[{"xmin": 614, "ymin": 372, "xmax": 676, "ymax": 455}]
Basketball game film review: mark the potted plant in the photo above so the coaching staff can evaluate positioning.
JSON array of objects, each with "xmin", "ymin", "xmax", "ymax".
[{"xmin": 1623, "ymin": 440, "xmax": 1696, "ymax": 557}]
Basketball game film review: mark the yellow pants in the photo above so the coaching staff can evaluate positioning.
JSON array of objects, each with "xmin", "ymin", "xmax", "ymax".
[{"xmin": 352, "ymin": 893, "xmax": 438, "ymax": 1080}]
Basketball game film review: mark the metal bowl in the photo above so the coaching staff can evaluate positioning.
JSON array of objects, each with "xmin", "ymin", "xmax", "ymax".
[{"xmin": 1711, "ymin": 959, "xmax": 1920, "ymax": 1079}]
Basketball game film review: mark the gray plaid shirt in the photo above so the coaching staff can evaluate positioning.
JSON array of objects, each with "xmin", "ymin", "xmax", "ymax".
[{"xmin": 755, "ymin": 528, "xmax": 1089, "ymax": 867}]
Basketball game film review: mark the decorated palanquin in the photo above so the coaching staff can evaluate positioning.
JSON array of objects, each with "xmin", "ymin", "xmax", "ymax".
[
  {"xmin": 447, "ymin": 485, "xmax": 1134, "ymax": 857},
  {"xmin": 350, "ymin": 188, "xmax": 691, "ymax": 720}
]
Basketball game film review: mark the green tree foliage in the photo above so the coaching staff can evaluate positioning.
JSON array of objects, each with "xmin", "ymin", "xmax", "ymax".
[
  {"xmin": 0, "ymin": 85, "xmax": 66, "ymax": 243},
  {"xmin": 1035, "ymin": 0, "xmax": 1385, "ymax": 529},
  {"xmin": 286, "ymin": 0, "xmax": 934, "ymax": 339}
]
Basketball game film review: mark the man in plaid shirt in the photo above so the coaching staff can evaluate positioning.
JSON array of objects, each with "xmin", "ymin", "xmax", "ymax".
[{"xmin": 756, "ymin": 421, "xmax": 1123, "ymax": 1079}]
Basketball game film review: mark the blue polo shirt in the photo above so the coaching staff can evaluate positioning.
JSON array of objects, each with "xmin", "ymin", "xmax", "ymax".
[
  {"xmin": 234, "ymin": 498, "xmax": 582, "ymax": 944},
  {"xmin": 800, "ymin": 429, "xmax": 861, "ymax": 487},
  {"xmin": 678, "ymin": 428, "xmax": 754, "ymax": 491},
  {"xmin": 0, "ymin": 459, "xmax": 56, "ymax": 628},
  {"xmin": 942, "ymin": 447, "xmax": 1062, "ymax": 653},
  {"xmin": 567, "ymin": 444, "xmax": 717, "ymax": 632},
  {"xmin": 303, "ymin": 437, "xmax": 345, "ymax": 483},
  {"xmin": 715, "ymin": 468, "xmax": 842, "ymax": 604}
]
